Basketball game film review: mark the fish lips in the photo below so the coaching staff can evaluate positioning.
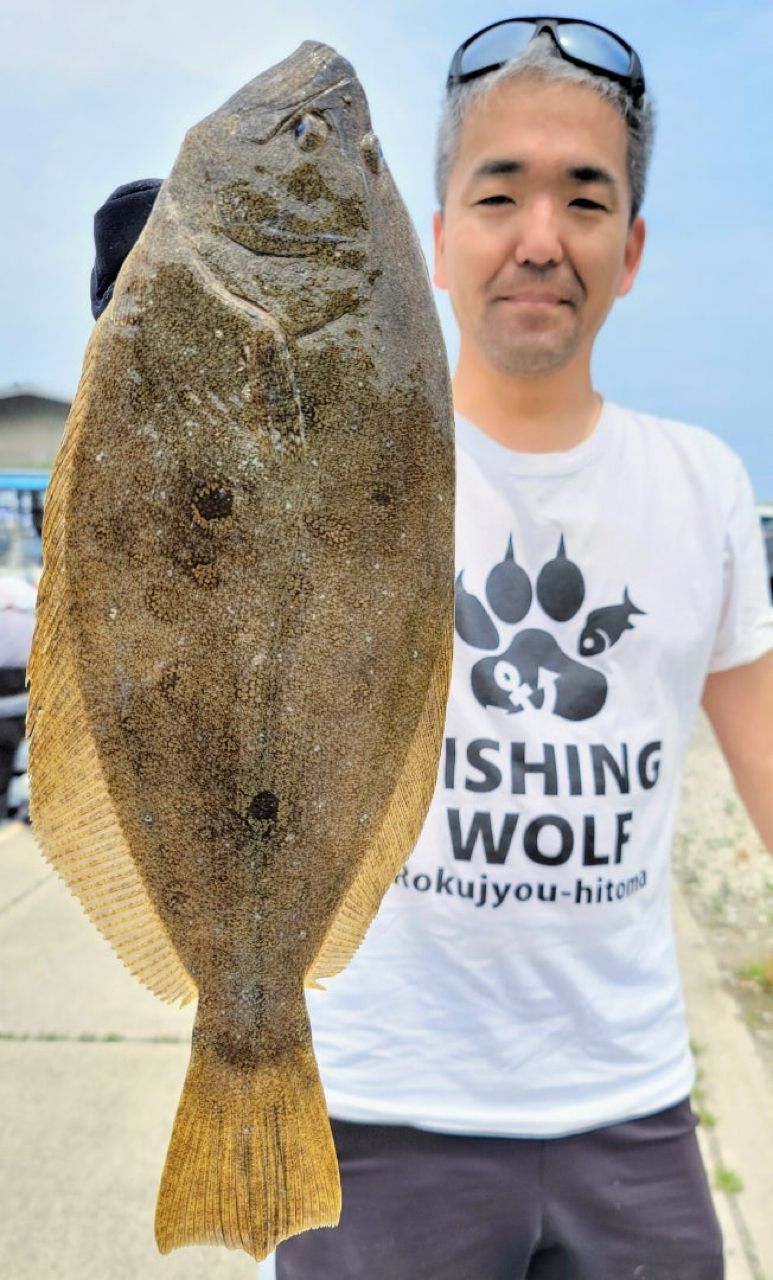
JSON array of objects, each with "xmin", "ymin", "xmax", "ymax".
[{"xmin": 222, "ymin": 225, "xmax": 363, "ymax": 260}]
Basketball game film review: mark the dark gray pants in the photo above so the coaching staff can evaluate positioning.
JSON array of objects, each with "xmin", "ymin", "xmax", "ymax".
[
  {"xmin": 0, "ymin": 716, "xmax": 25, "ymax": 820},
  {"xmin": 275, "ymin": 1099, "xmax": 723, "ymax": 1279}
]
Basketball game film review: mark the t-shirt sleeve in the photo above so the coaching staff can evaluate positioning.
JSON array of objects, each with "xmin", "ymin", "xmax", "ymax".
[{"xmin": 707, "ymin": 457, "xmax": 773, "ymax": 673}]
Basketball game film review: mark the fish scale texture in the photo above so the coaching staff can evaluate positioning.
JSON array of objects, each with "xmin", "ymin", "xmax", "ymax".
[{"xmin": 27, "ymin": 39, "xmax": 454, "ymax": 1262}]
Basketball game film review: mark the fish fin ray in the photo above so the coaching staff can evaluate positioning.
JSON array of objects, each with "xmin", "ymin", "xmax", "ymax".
[
  {"xmin": 155, "ymin": 1007, "xmax": 341, "ymax": 1259},
  {"xmin": 26, "ymin": 327, "xmax": 197, "ymax": 1009},
  {"xmin": 307, "ymin": 614, "xmax": 452, "ymax": 983}
]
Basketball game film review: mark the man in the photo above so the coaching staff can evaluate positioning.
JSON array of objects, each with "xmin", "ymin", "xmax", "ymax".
[
  {"xmin": 93, "ymin": 17, "xmax": 773, "ymax": 1279},
  {"xmin": 278, "ymin": 20, "xmax": 773, "ymax": 1280}
]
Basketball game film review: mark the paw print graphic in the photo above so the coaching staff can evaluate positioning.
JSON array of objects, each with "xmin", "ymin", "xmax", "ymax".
[{"xmin": 455, "ymin": 535, "xmax": 645, "ymax": 722}]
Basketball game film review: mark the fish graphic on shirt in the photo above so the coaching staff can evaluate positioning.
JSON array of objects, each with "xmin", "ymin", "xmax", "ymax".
[{"xmin": 578, "ymin": 589, "xmax": 646, "ymax": 657}]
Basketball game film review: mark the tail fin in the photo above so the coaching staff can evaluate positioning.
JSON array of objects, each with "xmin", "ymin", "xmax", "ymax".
[{"xmin": 155, "ymin": 1009, "xmax": 341, "ymax": 1261}]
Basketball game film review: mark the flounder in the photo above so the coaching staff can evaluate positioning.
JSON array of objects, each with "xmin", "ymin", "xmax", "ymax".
[{"xmin": 27, "ymin": 41, "xmax": 454, "ymax": 1262}]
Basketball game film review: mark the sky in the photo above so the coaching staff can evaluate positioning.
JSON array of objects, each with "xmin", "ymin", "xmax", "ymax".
[{"xmin": 2, "ymin": 0, "xmax": 772, "ymax": 496}]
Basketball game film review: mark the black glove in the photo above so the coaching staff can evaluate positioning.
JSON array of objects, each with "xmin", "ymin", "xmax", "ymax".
[{"xmin": 90, "ymin": 179, "xmax": 163, "ymax": 319}]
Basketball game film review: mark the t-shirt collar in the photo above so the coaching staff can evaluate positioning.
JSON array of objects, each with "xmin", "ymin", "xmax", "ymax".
[{"xmin": 455, "ymin": 399, "xmax": 616, "ymax": 477}]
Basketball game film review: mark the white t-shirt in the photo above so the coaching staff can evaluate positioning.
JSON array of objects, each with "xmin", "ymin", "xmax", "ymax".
[{"xmin": 307, "ymin": 400, "xmax": 773, "ymax": 1138}]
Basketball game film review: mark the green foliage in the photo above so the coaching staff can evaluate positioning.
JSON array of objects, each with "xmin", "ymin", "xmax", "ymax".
[
  {"xmin": 713, "ymin": 1166, "xmax": 744, "ymax": 1194},
  {"xmin": 736, "ymin": 956, "xmax": 773, "ymax": 995}
]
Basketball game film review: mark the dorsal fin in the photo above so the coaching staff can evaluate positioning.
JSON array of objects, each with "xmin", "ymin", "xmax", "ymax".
[{"xmin": 27, "ymin": 322, "xmax": 197, "ymax": 1008}]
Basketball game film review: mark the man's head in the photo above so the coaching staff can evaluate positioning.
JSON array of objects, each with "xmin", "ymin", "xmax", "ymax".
[{"xmin": 432, "ymin": 22, "xmax": 654, "ymax": 380}]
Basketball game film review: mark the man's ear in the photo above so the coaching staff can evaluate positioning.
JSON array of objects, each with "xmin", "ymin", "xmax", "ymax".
[
  {"xmin": 618, "ymin": 216, "xmax": 646, "ymax": 299},
  {"xmin": 432, "ymin": 209, "xmax": 447, "ymax": 290}
]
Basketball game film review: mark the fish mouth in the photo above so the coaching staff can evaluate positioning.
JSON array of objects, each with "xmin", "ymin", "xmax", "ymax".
[{"xmin": 223, "ymin": 225, "xmax": 360, "ymax": 257}]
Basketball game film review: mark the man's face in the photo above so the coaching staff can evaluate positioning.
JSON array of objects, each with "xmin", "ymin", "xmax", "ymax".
[{"xmin": 433, "ymin": 74, "xmax": 646, "ymax": 377}]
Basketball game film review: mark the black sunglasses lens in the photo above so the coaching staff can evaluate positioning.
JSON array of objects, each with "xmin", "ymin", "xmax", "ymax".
[
  {"xmin": 556, "ymin": 21, "xmax": 633, "ymax": 76},
  {"xmin": 458, "ymin": 21, "xmax": 535, "ymax": 79}
]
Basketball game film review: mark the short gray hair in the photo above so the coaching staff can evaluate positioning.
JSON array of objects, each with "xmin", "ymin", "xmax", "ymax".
[{"xmin": 435, "ymin": 35, "xmax": 656, "ymax": 223}]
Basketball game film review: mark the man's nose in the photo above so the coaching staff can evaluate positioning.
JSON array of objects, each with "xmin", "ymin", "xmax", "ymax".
[{"xmin": 513, "ymin": 197, "xmax": 564, "ymax": 267}]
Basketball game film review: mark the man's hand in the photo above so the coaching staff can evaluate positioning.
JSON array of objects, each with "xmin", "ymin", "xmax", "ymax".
[{"xmin": 701, "ymin": 649, "xmax": 773, "ymax": 852}]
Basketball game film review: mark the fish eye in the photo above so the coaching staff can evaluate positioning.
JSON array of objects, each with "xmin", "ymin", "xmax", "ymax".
[
  {"xmin": 293, "ymin": 113, "xmax": 328, "ymax": 151},
  {"xmin": 360, "ymin": 131, "xmax": 383, "ymax": 174}
]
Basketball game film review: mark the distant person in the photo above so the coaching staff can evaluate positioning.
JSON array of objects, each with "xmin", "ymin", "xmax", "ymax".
[
  {"xmin": 0, "ymin": 574, "xmax": 35, "ymax": 818},
  {"xmin": 91, "ymin": 16, "xmax": 773, "ymax": 1277},
  {"xmin": 30, "ymin": 490, "xmax": 45, "ymax": 539}
]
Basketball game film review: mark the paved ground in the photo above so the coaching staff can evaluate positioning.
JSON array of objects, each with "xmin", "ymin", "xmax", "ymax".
[
  {"xmin": 673, "ymin": 711, "xmax": 773, "ymax": 1076},
  {"xmin": 1, "ymin": 818, "xmax": 771, "ymax": 1280}
]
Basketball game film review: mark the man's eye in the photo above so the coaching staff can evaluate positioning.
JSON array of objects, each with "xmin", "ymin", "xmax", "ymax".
[
  {"xmin": 570, "ymin": 198, "xmax": 606, "ymax": 211},
  {"xmin": 477, "ymin": 195, "xmax": 514, "ymax": 206}
]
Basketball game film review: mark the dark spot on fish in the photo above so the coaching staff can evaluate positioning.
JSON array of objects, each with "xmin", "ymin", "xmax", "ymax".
[
  {"xmin": 343, "ymin": 681, "xmax": 372, "ymax": 713},
  {"xmin": 158, "ymin": 665, "xmax": 180, "ymax": 698},
  {"xmin": 367, "ymin": 269, "xmax": 382, "ymax": 287},
  {"xmin": 329, "ymin": 247, "xmax": 367, "ymax": 272},
  {"xmin": 304, "ymin": 511, "xmax": 350, "ymax": 546},
  {"xmin": 286, "ymin": 565, "xmax": 312, "ymax": 602},
  {"xmin": 193, "ymin": 483, "xmax": 233, "ymax": 522},
  {"xmin": 371, "ymin": 486, "xmax": 393, "ymax": 505},
  {"xmin": 91, "ymin": 520, "xmax": 112, "ymax": 546},
  {"xmin": 175, "ymin": 547, "xmax": 219, "ymax": 591},
  {"xmin": 325, "ymin": 286, "xmax": 364, "ymax": 320},
  {"xmin": 145, "ymin": 581, "xmax": 176, "ymax": 622},
  {"xmin": 216, "ymin": 181, "xmax": 280, "ymax": 225},
  {"xmin": 247, "ymin": 790, "xmax": 279, "ymax": 840},
  {"xmin": 190, "ymin": 560, "xmax": 220, "ymax": 589},
  {"xmin": 336, "ymin": 192, "xmax": 369, "ymax": 231},
  {"xmin": 283, "ymin": 161, "xmax": 338, "ymax": 205},
  {"xmin": 165, "ymin": 887, "xmax": 190, "ymax": 914}
]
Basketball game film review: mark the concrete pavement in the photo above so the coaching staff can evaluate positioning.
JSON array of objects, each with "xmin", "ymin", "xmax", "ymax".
[
  {"xmin": 674, "ymin": 884, "xmax": 773, "ymax": 1280},
  {"xmin": 1, "ymin": 819, "xmax": 770, "ymax": 1279},
  {"xmin": 0, "ymin": 821, "xmax": 271, "ymax": 1279}
]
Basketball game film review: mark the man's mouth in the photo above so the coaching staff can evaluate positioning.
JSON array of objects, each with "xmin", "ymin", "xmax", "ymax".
[{"xmin": 498, "ymin": 292, "xmax": 571, "ymax": 307}]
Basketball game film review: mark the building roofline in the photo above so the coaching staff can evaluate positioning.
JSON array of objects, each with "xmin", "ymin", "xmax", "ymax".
[{"xmin": 0, "ymin": 382, "xmax": 71, "ymax": 407}]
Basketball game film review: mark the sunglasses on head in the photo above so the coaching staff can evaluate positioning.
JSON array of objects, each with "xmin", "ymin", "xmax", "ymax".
[{"xmin": 446, "ymin": 16, "xmax": 645, "ymax": 107}]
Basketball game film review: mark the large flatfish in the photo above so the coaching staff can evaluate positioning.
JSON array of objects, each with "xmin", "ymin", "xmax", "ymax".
[{"xmin": 27, "ymin": 41, "xmax": 454, "ymax": 1262}]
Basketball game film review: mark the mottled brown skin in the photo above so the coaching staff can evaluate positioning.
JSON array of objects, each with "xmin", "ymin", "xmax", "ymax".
[
  {"xmin": 28, "ymin": 42, "xmax": 454, "ymax": 1255},
  {"xmin": 64, "ymin": 47, "xmax": 453, "ymax": 1067}
]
